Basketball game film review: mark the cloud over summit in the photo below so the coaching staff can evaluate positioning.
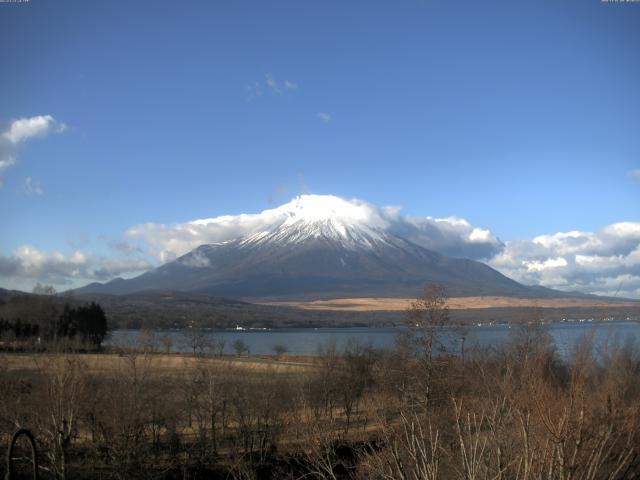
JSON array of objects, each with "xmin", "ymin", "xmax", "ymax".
[{"xmin": 126, "ymin": 194, "xmax": 505, "ymax": 263}]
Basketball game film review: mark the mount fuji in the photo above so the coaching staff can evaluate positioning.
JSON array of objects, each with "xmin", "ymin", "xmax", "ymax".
[{"xmin": 76, "ymin": 195, "xmax": 570, "ymax": 299}]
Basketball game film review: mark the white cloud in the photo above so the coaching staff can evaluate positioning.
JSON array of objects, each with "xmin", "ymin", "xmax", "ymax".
[
  {"xmin": 389, "ymin": 214, "xmax": 503, "ymax": 260},
  {"xmin": 0, "ymin": 245, "xmax": 152, "ymax": 291},
  {"xmin": 127, "ymin": 194, "xmax": 504, "ymax": 263},
  {"xmin": 24, "ymin": 177, "xmax": 44, "ymax": 196},
  {"xmin": 246, "ymin": 81, "xmax": 263, "ymax": 100},
  {"xmin": 248, "ymin": 74, "xmax": 298, "ymax": 99},
  {"xmin": 127, "ymin": 211, "xmax": 284, "ymax": 263},
  {"xmin": 265, "ymin": 73, "xmax": 278, "ymax": 91},
  {"xmin": 0, "ymin": 154, "xmax": 16, "ymax": 173},
  {"xmin": 524, "ymin": 257, "xmax": 568, "ymax": 272},
  {"xmin": 489, "ymin": 222, "xmax": 640, "ymax": 298},
  {"xmin": 2, "ymin": 115, "xmax": 66, "ymax": 145},
  {"xmin": 318, "ymin": 112, "xmax": 332, "ymax": 123},
  {"xmin": 284, "ymin": 80, "xmax": 298, "ymax": 90},
  {"xmin": 0, "ymin": 115, "xmax": 66, "ymax": 181}
]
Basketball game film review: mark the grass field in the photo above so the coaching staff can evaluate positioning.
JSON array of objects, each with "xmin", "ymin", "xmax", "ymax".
[
  {"xmin": 260, "ymin": 295, "xmax": 640, "ymax": 311},
  {"xmin": 0, "ymin": 351, "xmax": 320, "ymax": 375}
]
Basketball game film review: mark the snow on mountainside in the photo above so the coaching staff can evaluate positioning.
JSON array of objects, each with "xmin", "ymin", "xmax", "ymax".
[
  {"xmin": 127, "ymin": 194, "xmax": 504, "ymax": 263},
  {"xmin": 220, "ymin": 195, "xmax": 391, "ymax": 249},
  {"xmin": 75, "ymin": 195, "xmax": 577, "ymax": 299}
]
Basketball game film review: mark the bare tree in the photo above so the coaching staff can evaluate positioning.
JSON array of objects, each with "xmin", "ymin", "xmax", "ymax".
[
  {"xmin": 35, "ymin": 353, "xmax": 86, "ymax": 480},
  {"xmin": 272, "ymin": 343, "xmax": 288, "ymax": 358},
  {"xmin": 360, "ymin": 408, "xmax": 441, "ymax": 480},
  {"xmin": 32, "ymin": 283, "xmax": 57, "ymax": 296},
  {"xmin": 233, "ymin": 339, "xmax": 249, "ymax": 357},
  {"xmin": 338, "ymin": 339, "xmax": 376, "ymax": 433},
  {"xmin": 207, "ymin": 332, "xmax": 226, "ymax": 357},
  {"xmin": 83, "ymin": 350, "xmax": 157, "ymax": 479},
  {"xmin": 402, "ymin": 284, "xmax": 450, "ymax": 406},
  {"xmin": 184, "ymin": 322, "xmax": 211, "ymax": 356},
  {"xmin": 159, "ymin": 334, "xmax": 173, "ymax": 354}
]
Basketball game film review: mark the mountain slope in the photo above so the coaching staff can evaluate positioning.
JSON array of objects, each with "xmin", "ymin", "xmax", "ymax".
[{"xmin": 75, "ymin": 196, "xmax": 569, "ymax": 299}]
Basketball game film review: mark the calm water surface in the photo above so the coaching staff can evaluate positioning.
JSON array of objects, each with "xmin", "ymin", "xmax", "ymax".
[{"xmin": 106, "ymin": 321, "xmax": 640, "ymax": 357}]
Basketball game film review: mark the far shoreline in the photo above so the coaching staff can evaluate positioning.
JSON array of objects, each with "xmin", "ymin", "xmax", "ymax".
[{"xmin": 108, "ymin": 316, "xmax": 640, "ymax": 332}]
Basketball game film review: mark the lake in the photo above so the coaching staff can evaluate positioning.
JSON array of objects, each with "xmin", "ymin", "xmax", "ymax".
[{"xmin": 106, "ymin": 320, "xmax": 640, "ymax": 357}]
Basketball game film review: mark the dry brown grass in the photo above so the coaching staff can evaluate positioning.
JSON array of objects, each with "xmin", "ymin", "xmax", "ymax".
[
  {"xmin": 259, "ymin": 295, "xmax": 639, "ymax": 311},
  {"xmin": 0, "ymin": 352, "xmax": 318, "ymax": 375},
  {"xmin": 3, "ymin": 331, "xmax": 640, "ymax": 480}
]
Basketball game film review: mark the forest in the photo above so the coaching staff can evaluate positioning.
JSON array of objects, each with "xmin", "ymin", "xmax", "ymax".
[{"xmin": 0, "ymin": 292, "xmax": 108, "ymax": 351}]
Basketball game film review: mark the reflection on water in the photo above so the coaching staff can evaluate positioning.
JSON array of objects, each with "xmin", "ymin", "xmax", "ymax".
[{"xmin": 106, "ymin": 321, "xmax": 640, "ymax": 357}]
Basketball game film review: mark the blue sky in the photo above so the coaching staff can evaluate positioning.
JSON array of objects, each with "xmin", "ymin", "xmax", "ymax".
[{"xmin": 1, "ymin": 0, "xmax": 639, "ymax": 295}]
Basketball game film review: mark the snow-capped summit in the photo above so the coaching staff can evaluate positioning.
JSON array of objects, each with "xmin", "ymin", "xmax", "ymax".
[
  {"xmin": 273, "ymin": 194, "xmax": 381, "ymax": 226},
  {"xmin": 76, "ymin": 194, "xmax": 539, "ymax": 299},
  {"xmin": 239, "ymin": 195, "xmax": 389, "ymax": 249},
  {"xmin": 149, "ymin": 194, "xmax": 502, "ymax": 264}
]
